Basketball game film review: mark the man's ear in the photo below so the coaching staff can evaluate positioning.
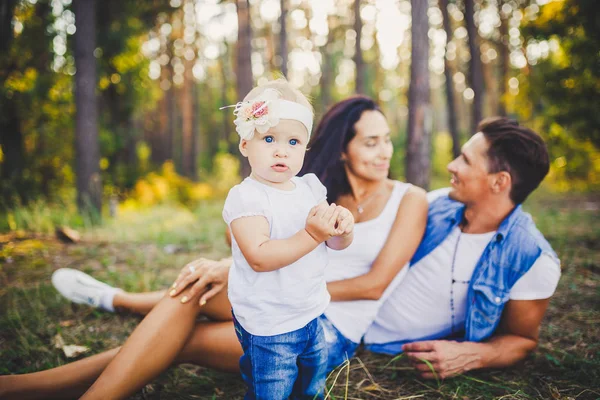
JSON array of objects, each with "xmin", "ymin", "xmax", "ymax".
[
  {"xmin": 491, "ymin": 171, "xmax": 511, "ymax": 194},
  {"xmin": 239, "ymin": 140, "xmax": 249, "ymax": 157}
]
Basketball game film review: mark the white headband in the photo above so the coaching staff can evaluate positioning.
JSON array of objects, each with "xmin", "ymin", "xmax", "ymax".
[{"xmin": 220, "ymin": 88, "xmax": 313, "ymax": 141}]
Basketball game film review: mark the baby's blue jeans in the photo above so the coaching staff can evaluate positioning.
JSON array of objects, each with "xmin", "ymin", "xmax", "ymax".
[{"xmin": 233, "ymin": 314, "xmax": 328, "ymax": 400}]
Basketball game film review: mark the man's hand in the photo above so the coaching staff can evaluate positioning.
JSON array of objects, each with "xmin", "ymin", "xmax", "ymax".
[
  {"xmin": 403, "ymin": 340, "xmax": 483, "ymax": 379},
  {"xmin": 402, "ymin": 298, "xmax": 550, "ymax": 379}
]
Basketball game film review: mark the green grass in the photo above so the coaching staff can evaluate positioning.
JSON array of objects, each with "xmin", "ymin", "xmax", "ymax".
[{"xmin": 1, "ymin": 193, "xmax": 599, "ymax": 399}]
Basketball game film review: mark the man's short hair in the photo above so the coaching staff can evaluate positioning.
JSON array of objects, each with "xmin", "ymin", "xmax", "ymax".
[{"xmin": 478, "ymin": 117, "xmax": 550, "ymax": 205}]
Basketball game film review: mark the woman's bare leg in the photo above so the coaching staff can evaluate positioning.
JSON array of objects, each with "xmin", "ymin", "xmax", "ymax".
[
  {"xmin": 0, "ymin": 348, "xmax": 120, "ymax": 400},
  {"xmin": 112, "ymin": 290, "xmax": 166, "ymax": 315},
  {"xmin": 80, "ymin": 287, "xmax": 232, "ymax": 400},
  {"xmin": 98, "ymin": 283, "xmax": 231, "ymax": 319},
  {"xmin": 0, "ymin": 288, "xmax": 238, "ymax": 400},
  {"xmin": 175, "ymin": 319, "xmax": 241, "ymax": 371},
  {"xmin": 89, "ymin": 282, "xmax": 230, "ymax": 319},
  {"xmin": 0, "ymin": 319, "xmax": 242, "ymax": 400}
]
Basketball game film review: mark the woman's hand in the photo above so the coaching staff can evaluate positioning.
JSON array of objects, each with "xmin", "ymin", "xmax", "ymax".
[{"xmin": 169, "ymin": 257, "xmax": 232, "ymax": 306}]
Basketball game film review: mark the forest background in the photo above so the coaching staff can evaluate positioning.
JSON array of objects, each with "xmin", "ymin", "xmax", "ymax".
[
  {"xmin": 1, "ymin": 0, "xmax": 598, "ymax": 222},
  {"xmin": 0, "ymin": 0, "xmax": 599, "ymax": 399}
]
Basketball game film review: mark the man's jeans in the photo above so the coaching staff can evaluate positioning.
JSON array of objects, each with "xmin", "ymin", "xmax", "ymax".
[{"xmin": 233, "ymin": 315, "xmax": 328, "ymax": 400}]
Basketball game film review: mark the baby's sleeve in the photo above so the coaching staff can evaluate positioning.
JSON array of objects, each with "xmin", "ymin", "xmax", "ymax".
[
  {"xmin": 301, "ymin": 173, "xmax": 327, "ymax": 203},
  {"xmin": 222, "ymin": 184, "xmax": 272, "ymax": 226}
]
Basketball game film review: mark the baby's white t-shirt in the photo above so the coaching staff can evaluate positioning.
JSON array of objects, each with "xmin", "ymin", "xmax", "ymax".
[{"xmin": 223, "ymin": 174, "xmax": 331, "ymax": 336}]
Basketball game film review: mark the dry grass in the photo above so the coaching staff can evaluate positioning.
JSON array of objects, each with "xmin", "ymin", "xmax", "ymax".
[{"xmin": 0, "ymin": 193, "xmax": 599, "ymax": 399}]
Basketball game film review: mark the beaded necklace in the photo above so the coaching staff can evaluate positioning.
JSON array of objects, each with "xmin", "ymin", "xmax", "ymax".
[{"xmin": 449, "ymin": 228, "xmax": 471, "ymax": 335}]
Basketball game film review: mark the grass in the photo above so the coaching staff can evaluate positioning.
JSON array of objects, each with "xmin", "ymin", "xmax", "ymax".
[{"xmin": 1, "ymin": 192, "xmax": 599, "ymax": 399}]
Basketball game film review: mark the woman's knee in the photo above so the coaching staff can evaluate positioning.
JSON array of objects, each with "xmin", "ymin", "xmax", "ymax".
[{"xmin": 175, "ymin": 321, "xmax": 241, "ymax": 372}]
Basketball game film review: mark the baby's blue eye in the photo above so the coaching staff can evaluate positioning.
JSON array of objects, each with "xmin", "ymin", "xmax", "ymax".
[
  {"xmin": 264, "ymin": 136, "xmax": 274, "ymax": 143},
  {"xmin": 289, "ymin": 139, "xmax": 298, "ymax": 146}
]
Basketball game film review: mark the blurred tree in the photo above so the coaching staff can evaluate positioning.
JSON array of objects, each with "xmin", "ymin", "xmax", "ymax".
[
  {"xmin": 221, "ymin": 40, "xmax": 236, "ymax": 155},
  {"xmin": 523, "ymin": 0, "xmax": 600, "ymax": 149},
  {"xmin": 94, "ymin": 1, "xmax": 170, "ymax": 188},
  {"xmin": 155, "ymin": 55, "xmax": 172, "ymax": 165},
  {"xmin": 406, "ymin": 0, "xmax": 431, "ymax": 189},
  {"xmin": 181, "ymin": 58, "xmax": 195, "ymax": 179},
  {"xmin": 74, "ymin": 0, "xmax": 102, "ymax": 214},
  {"xmin": 497, "ymin": 0, "xmax": 510, "ymax": 116},
  {"xmin": 2, "ymin": 1, "xmax": 78, "ymax": 207},
  {"xmin": 354, "ymin": 0, "xmax": 364, "ymax": 94},
  {"xmin": 0, "ymin": 0, "xmax": 26, "ymax": 206},
  {"xmin": 464, "ymin": 0, "xmax": 483, "ymax": 134},
  {"xmin": 279, "ymin": 0, "xmax": 288, "ymax": 78},
  {"xmin": 320, "ymin": 14, "xmax": 336, "ymax": 109},
  {"xmin": 439, "ymin": 0, "xmax": 460, "ymax": 158},
  {"xmin": 236, "ymin": 0, "xmax": 252, "ymax": 178},
  {"xmin": 180, "ymin": 1, "xmax": 197, "ymax": 180}
]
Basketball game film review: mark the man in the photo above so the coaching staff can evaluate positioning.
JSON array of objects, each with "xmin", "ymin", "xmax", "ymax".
[{"xmin": 364, "ymin": 117, "xmax": 561, "ymax": 378}]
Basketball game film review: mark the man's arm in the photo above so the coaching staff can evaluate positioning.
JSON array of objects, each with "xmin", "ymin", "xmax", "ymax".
[{"xmin": 403, "ymin": 298, "xmax": 551, "ymax": 379}]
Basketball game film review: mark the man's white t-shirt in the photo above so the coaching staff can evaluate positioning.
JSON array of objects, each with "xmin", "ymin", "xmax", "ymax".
[
  {"xmin": 364, "ymin": 196, "xmax": 561, "ymax": 345},
  {"xmin": 223, "ymin": 174, "xmax": 330, "ymax": 336}
]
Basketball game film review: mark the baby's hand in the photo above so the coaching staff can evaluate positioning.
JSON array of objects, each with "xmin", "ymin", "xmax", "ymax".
[
  {"xmin": 305, "ymin": 202, "xmax": 340, "ymax": 243},
  {"xmin": 334, "ymin": 206, "xmax": 354, "ymax": 237}
]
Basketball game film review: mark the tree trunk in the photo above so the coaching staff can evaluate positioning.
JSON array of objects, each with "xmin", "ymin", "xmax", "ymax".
[
  {"xmin": 439, "ymin": 0, "xmax": 460, "ymax": 158},
  {"xmin": 406, "ymin": 0, "xmax": 431, "ymax": 190},
  {"xmin": 167, "ymin": 64, "xmax": 176, "ymax": 164},
  {"xmin": 202, "ymin": 82, "xmax": 215, "ymax": 171},
  {"xmin": 193, "ymin": 81, "xmax": 202, "ymax": 179},
  {"xmin": 221, "ymin": 42, "xmax": 236, "ymax": 155},
  {"xmin": 498, "ymin": 0, "xmax": 509, "ymax": 116},
  {"xmin": 0, "ymin": 0, "xmax": 25, "ymax": 205},
  {"xmin": 181, "ymin": 58, "xmax": 194, "ymax": 178},
  {"xmin": 0, "ymin": 0, "xmax": 16, "ymax": 54},
  {"xmin": 354, "ymin": 0, "xmax": 365, "ymax": 94},
  {"xmin": 0, "ymin": 100, "xmax": 25, "ymax": 204},
  {"xmin": 481, "ymin": 51, "xmax": 497, "ymax": 117},
  {"xmin": 156, "ymin": 88, "xmax": 169, "ymax": 164},
  {"xmin": 465, "ymin": 0, "xmax": 483, "ymax": 134},
  {"xmin": 320, "ymin": 14, "xmax": 335, "ymax": 110},
  {"xmin": 279, "ymin": 0, "xmax": 288, "ymax": 78},
  {"xmin": 236, "ymin": 0, "xmax": 252, "ymax": 178},
  {"xmin": 74, "ymin": 0, "xmax": 102, "ymax": 214}
]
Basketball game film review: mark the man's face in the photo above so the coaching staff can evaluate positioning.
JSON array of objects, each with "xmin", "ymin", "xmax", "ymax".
[
  {"xmin": 240, "ymin": 119, "xmax": 309, "ymax": 187},
  {"xmin": 447, "ymin": 132, "xmax": 493, "ymax": 204}
]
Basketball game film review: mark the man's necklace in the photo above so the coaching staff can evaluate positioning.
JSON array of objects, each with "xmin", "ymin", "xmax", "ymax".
[
  {"xmin": 354, "ymin": 185, "xmax": 383, "ymax": 214},
  {"xmin": 450, "ymin": 229, "xmax": 471, "ymax": 335}
]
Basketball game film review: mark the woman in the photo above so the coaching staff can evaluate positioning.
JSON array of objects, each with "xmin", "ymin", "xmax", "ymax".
[{"xmin": 0, "ymin": 96, "xmax": 428, "ymax": 399}]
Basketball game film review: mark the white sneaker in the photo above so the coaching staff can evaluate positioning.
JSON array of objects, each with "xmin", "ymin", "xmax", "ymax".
[{"xmin": 52, "ymin": 268, "xmax": 118, "ymax": 311}]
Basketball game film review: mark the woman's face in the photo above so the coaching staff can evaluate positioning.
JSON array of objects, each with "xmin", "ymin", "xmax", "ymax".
[{"xmin": 343, "ymin": 110, "xmax": 393, "ymax": 182}]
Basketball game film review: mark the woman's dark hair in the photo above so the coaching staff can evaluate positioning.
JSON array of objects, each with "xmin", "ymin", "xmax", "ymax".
[
  {"xmin": 478, "ymin": 117, "xmax": 550, "ymax": 205},
  {"xmin": 300, "ymin": 95, "xmax": 383, "ymax": 203}
]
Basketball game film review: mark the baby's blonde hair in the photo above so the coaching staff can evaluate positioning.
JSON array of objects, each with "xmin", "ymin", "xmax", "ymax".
[{"xmin": 243, "ymin": 79, "xmax": 313, "ymax": 115}]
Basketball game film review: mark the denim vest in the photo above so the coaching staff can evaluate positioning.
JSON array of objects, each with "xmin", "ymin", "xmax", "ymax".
[{"xmin": 410, "ymin": 194, "xmax": 559, "ymax": 342}]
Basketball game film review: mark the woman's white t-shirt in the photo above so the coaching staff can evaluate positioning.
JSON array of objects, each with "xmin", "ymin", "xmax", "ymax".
[
  {"xmin": 324, "ymin": 181, "xmax": 412, "ymax": 343},
  {"xmin": 223, "ymin": 174, "xmax": 330, "ymax": 336}
]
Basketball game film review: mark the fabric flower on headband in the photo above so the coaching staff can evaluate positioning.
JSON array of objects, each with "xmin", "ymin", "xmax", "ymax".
[
  {"xmin": 220, "ymin": 88, "xmax": 313, "ymax": 141},
  {"xmin": 230, "ymin": 88, "xmax": 281, "ymax": 141}
]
